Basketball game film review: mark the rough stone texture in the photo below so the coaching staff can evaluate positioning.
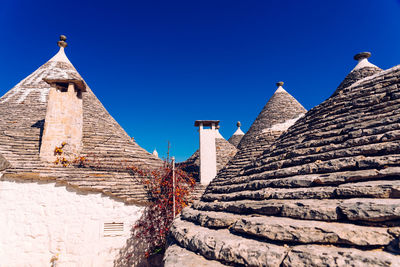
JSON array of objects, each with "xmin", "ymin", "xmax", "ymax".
[
  {"xmin": 163, "ymin": 244, "xmax": 228, "ymax": 267},
  {"xmin": 332, "ymin": 65, "xmax": 382, "ymax": 96},
  {"xmin": 228, "ymin": 133, "xmax": 244, "ymax": 147},
  {"xmin": 181, "ymin": 207, "xmax": 243, "ymax": 228},
  {"xmin": 338, "ymin": 198, "xmax": 400, "ymax": 222},
  {"xmin": 0, "ymin": 47, "xmax": 163, "ymax": 204},
  {"xmin": 232, "ymin": 216, "xmax": 394, "ymax": 246},
  {"xmin": 170, "ymin": 217, "xmax": 288, "ymax": 266},
  {"xmin": 208, "ymin": 86, "xmax": 307, "ymax": 188},
  {"xmin": 283, "ymin": 245, "xmax": 400, "ymax": 267},
  {"xmin": 165, "ymin": 61, "xmax": 400, "ymax": 266}
]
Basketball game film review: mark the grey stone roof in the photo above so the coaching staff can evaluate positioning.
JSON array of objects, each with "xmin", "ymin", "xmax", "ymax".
[
  {"xmin": 228, "ymin": 122, "xmax": 245, "ymax": 147},
  {"xmin": 213, "ymin": 85, "xmax": 306, "ymax": 184},
  {"xmin": 165, "ymin": 64, "xmax": 400, "ymax": 265},
  {"xmin": 0, "ymin": 46, "xmax": 162, "ymax": 205},
  {"xmin": 227, "ymin": 134, "xmax": 243, "ymax": 147}
]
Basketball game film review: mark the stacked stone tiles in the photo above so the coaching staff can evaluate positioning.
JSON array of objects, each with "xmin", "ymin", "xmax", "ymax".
[
  {"xmin": 165, "ymin": 55, "xmax": 400, "ymax": 266},
  {"xmin": 212, "ymin": 83, "xmax": 306, "ymax": 185},
  {"xmin": 0, "ymin": 42, "xmax": 162, "ymax": 205},
  {"xmin": 228, "ymin": 121, "xmax": 245, "ymax": 147}
]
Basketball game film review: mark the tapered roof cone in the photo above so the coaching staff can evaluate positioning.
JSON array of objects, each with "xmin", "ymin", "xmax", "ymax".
[
  {"xmin": 333, "ymin": 52, "xmax": 382, "ymax": 95},
  {"xmin": 228, "ymin": 121, "xmax": 245, "ymax": 147},
  {"xmin": 213, "ymin": 82, "xmax": 306, "ymax": 183},
  {"xmin": 165, "ymin": 57, "xmax": 400, "ymax": 266},
  {"xmin": 0, "ymin": 35, "xmax": 162, "ymax": 204}
]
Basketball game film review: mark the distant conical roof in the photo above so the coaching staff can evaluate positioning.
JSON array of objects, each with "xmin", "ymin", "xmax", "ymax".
[
  {"xmin": 152, "ymin": 149, "xmax": 159, "ymax": 158},
  {"xmin": 0, "ymin": 36, "xmax": 162, "ymax": 204},
  {"xmin": 165, "ymin": 61, "xmax": 400, "ymax": 265},
  {"xmin": 228, "ymin": 121, "xmax": 245, "ymax": 147},
  {"xmin": 333, "ymin": 52, "xmax": 382, "ymax": 95},
  {"xmin": 214, "ymin": 82, "xmax": 306, "ymax": 182}
]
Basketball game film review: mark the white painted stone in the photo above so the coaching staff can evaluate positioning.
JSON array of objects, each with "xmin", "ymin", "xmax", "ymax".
[
  {"xmin": 198, "ymin": 123, "xmax": 217, "ymax": 185},
  {"xmin": 216, "ymin": 129, "xmax": 224, "ymax": 139},
  {"xmin": 49, "ymin": 47, "xmax": 72, "ymax": 64},
  {"xmin": 263, "ymin": 114, "xmax": 304, "ymax": 132},
  {"xmin": 352, "ymin": 58, "xmax": 378, "ymax": 72},
  {"xmin": 232, "ymin": 127, "xmax": 244, "ymax": 136},
  {"xmin": 275, "ymin": 85, "xmax": 288, "ymax": 94},
  {"xmin": 0, "ymin": 180, "xmax": 143, "ymax": 267}
]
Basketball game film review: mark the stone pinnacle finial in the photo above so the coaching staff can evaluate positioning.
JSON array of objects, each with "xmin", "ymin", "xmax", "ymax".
[
  {"xmin": 276, "ymin": 81, "xmax": 284, "ymax": 87},
  {"xmin": 57, "ymin": 35, "xmax": 68, "ymax": 48},
  {"xmin": 237, "ymin": 121, "xmax": 241, "ymax": 128},
  {"xmin": 354, "ymin": 52, "xmax": 371, "ymax": 61}
]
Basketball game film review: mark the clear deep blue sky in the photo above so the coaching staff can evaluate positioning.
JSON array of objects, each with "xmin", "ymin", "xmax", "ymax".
[{"xmin": 1, "ymin": 1, "xmax": 400, "ymax": 161}]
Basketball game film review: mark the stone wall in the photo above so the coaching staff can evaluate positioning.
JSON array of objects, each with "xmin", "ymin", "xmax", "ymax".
[
  {"xmin": 40, "ymin": 83, "xmax": 83, "ymax": 162},
  {"xmin": 0, "ymin": 180, "xmax": 143, "ymax": 266}
]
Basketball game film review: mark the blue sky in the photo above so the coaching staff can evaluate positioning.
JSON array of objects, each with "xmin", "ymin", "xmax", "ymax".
[{"xmin": 1, "ymin": 0, "xmax": 400, "ymax": 161}]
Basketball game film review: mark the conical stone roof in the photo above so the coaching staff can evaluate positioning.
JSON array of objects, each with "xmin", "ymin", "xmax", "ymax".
[
  {"xmin": 213, "ymin": 82, "xmax": 306, "ymax": 183},
  {"xmin": 165, "ymin": 61, "xmax": 400, "ymax": 266},
  {"xmin": 333, "ymin": 51, "xmax": 382, "ymax": 96},
  {"xmin": 0, "ymin": 37, "xmax": 162, "ymax": 204},
  {"xmin": 228, "ymin": 121, "xmax": 245, "ymax": 147}
]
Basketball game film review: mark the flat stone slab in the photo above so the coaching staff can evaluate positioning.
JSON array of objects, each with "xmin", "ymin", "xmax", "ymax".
[
  {"xmin": 204, "ymin": 179, "xmax": 400, "ymax": 202},
  {"xmin": 336, "ymin": 180, "xmax": 400, "ymax": 198},
  {"xmin": 171, "ymin": 217, "xmax": 288, "ymax": 267},
  {"xmin": 282, "ymin": 245, "xmax": 400, "ymax": 267},
  {"xmin": 181, "ymin": 207, "xmax": 242, "ymax": 228},
  {"xmin": 232, "ymin": 216, "xmax": 394, "ymax": 246},
  {"xmin": 194, "ymin": 199, "xmax": 341, "ymax": 221},
  {"xmin": 163, "ymin": 244, "xmax": 227, "ymax": 267},
  {"xmin": 339, "ymin": 198, "xmax": 400, "ymax": 222},
  {"xmin": 194, "ymin": 198, "xmax": 400, "ymax": 223}
]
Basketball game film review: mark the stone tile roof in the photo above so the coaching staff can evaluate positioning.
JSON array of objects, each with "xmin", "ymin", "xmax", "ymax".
[
  {"xmin": 332, "ymin": 51, "xmax": 382, "ymax": 96},
  {"xmin": 228, "ymin": 121, "xmax": 245, "ymax": 147},
  {"xmin": 213, "ymin": 84, "xmax": 306, "ymax": 184},
  {"xmin": 0, "ymin": 44, "xmax": 163, "ymax": 205},
  {"xmin": 227, "ymin": 134, "xmax": 243, "ymax": 147},
  {"xmin": 165, "ymin": 62, "xmax": 400, "ymax": 265}
]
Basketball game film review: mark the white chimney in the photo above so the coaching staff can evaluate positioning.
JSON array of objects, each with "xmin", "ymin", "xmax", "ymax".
[{"xmin": 195, "ymin": 120, "xmax": 219, "ymax": 185}]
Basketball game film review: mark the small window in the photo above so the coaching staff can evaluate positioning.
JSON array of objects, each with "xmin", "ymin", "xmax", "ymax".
[{"xmin": 103, "ymin": 222, "xmax": 124, "ymax": 237}]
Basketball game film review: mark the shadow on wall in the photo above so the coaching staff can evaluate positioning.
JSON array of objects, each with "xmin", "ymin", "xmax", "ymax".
[
  {"xmin": 31, "ymin": 119, "xmax": 45, "ymax": 152},
  {"xmin": 114, "ymin": 229, "xmax": 163, "ymax": 267}
]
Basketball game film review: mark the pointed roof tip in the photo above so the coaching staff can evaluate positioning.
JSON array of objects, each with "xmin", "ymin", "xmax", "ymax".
[
  {"xmin": 57, "ymin": 35, "xmax": 68, "ymax": 48},
  {"xmin": 352, "ymin": 51, "xmax": 380, "ymax": 71},
  {"xmin": 152, "ymin": 149, "xmax": 158, "ymax": 158},
  {"xmin": 49, "ymin": 35, "xmax": 72, "ymax": 64},
  {"xmin": 233, "ymin": 121, "xmax": 245, "ymax": 136},
  {"xmin": 354, "ymin": 52, "xmax": 371, "ymax": 61},
  {"xmin": 275, "ymin": 81, "xmax": 287, "ymax": 93}
]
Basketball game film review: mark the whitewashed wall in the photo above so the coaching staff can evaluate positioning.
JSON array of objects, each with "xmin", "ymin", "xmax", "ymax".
[{"xmin": 0, "ymin": 179, "xmax": 143, "ymax": 267}]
